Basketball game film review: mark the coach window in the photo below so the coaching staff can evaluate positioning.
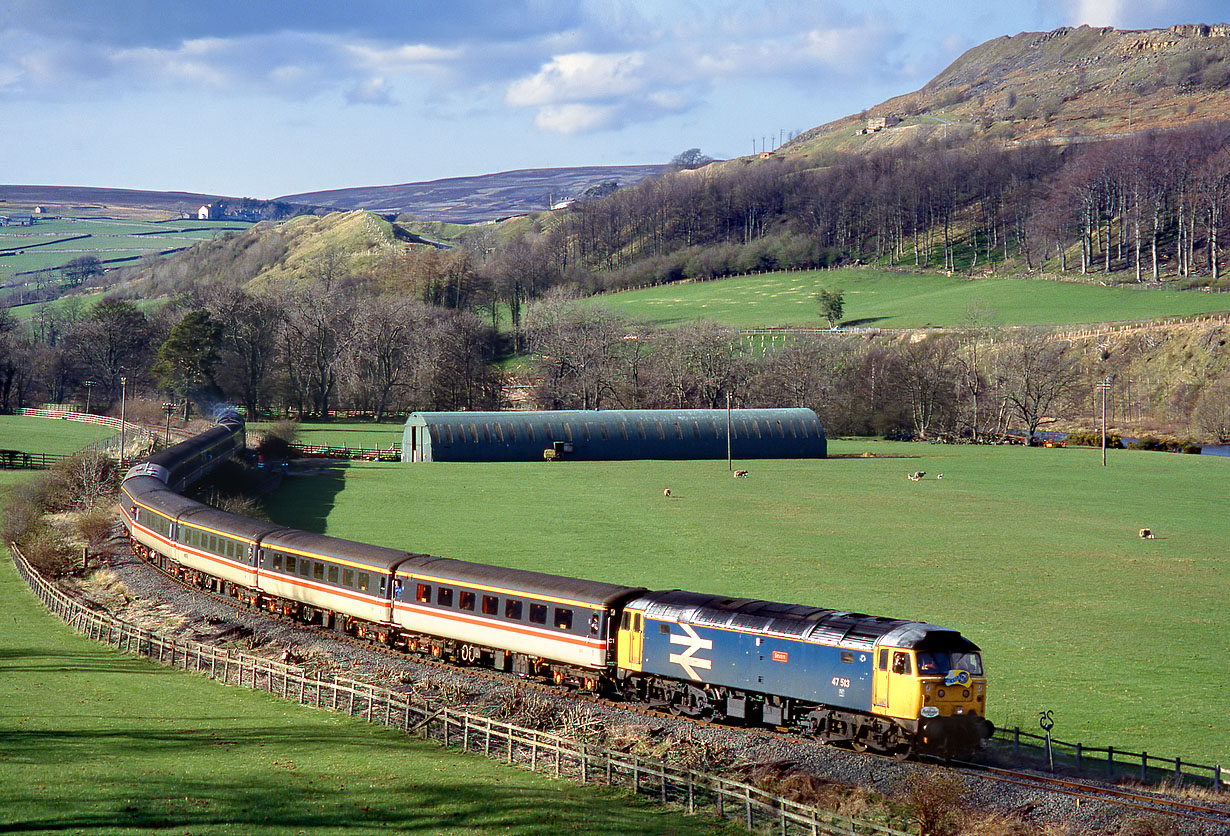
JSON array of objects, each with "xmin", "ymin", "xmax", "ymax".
[
  {"xmin": 328, "ymin": 565, "xmax": 339, "ymax": 584},
  {"xmin": 530, "ymin": 603, "xmax": 547, "ymax": 625},
  {"xmin": 416, "ymin": 584, "xmax": 431, "ymax": 603},
  {"xmin": 482, "ymin": 595, "xmax": 498, "ymax": 615},
  {"xmin": 300, "ymin": 560, "xmax": 311, "ymax": 576},
  {"xmin": 555, "ymin": 608, "xmax": 573, "ymax": 630},
  {"xmin": 313, "ymin": 563, "xmax": 324, "ymax": 581},
  {"xmin": 270, "ymin": 553, "xmax": 282, "ymax": 570},
  {"xmin": 892, "ymin": 651, "xmax": 911, "ymax": 675},
  {"xmin": 342, "ymin": 568, "xmax": 354, "ymax": 588},
  {"xmin": 286, "ymin": 556, "xmax": 297, "ymax": 574},
  {"xmin": 357, "ymin": 573, "xmax": 370, "ymax": 592},
  {"xmin": 437, "ymin": 587, "xmax": 453, "ymax": 607},
  {"xmin": 459, "ymin": 591, "xmax": 475, "ymax": 611},
  {"xmin": 505, "ymin": 599, "xmax": 522, "ymax": 620}
]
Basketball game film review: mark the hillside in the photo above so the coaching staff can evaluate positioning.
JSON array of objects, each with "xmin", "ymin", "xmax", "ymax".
[
  {"xmin": 0, "ymin": 185, "xmax": 229, "ymax": 222},
  {"xmin": 781, "ymin": 23, "xmax": 1230, "ymax": 159},
  {"xmin": 277, "ymin": 164, "xmax": 668, "ymax": 224}
]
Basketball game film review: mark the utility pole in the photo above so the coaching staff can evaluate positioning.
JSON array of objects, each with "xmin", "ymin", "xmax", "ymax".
[
  {"xmin": 1098, "ymin": 376, "xmax": 1112, "ymax": 466},
  {"xmin": 726, "ymin": 391, "xmax": 732, "ymax": 472},
  {"xmin": 119, "ymin": 376, "xmax": 128, "ymax": 468}
]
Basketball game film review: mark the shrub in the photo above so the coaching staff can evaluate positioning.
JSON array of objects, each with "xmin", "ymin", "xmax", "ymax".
[
  {"xmin": 1065, "ymin": 430, "xmax": 1123, "ymax": 448},
  {"xmin": 897, "ymin": 772, "xmax": 968, "ymax": 836},
  {"xmin": 256, "ymin": 420, "xmax": 299, "ymax": 460}
]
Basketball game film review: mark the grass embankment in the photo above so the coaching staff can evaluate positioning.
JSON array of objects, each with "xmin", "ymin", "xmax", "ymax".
[
  {"xmin": 596, "ymin": 268, "xmax": 1230, "ymax": 329},
  {"xmin": 0, "ymin": 415, "xmax": 116, "ymax": 452},
  {"xmin": 0, "ymin": 429, "xmax": 740, "ymax": 835},
  {"xmin": 0, "ymin": 560, "xmax": 740, "ymax": 836},
  {"xmin": 263, "ymin": 441, "xmax": 1230, "ymax": 766}
]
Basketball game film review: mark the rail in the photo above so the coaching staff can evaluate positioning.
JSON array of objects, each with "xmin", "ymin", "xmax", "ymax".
[{"xmin": 8, "ymin": 542, "xmax": 911, "ymax": 836}]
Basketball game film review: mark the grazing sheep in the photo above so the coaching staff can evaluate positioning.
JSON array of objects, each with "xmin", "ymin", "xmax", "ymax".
[
  {"xmin": 936, "ymin": 473, "xmax": 943, "ymax": 480},
  {"xmin": 733, "ymin": 470, "xmax": 749, "ymax": 479},
  {"xmin": 908, "ymin": 471, "xmax": 926, "ymax": 481},
  {"xmin": 663, "ymin": 488, "xmax": 671, "ymax": 498},
  {"xmin": 1139, "ymin": 528, "xmax": 1154, "ymax": 539}
]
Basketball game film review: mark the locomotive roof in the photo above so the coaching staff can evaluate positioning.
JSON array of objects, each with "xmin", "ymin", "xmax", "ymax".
[
  {"xmin": 400, "ymin": 555, "xmax": 647, "ymax": 608},
  {"xmin": 259, "ymin": 529, "xmax": 410, "ymax": 572},
  {"xmin": 630, "ymin": 590, "xmax": 978, "ymax": 651}
]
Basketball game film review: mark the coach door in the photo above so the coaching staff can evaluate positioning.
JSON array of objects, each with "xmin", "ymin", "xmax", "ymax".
[{"xmin": 616, "ymin": 609, "xmax": 644, "ymax": 673}]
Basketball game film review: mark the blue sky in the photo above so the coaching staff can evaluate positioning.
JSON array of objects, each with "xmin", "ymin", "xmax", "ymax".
[{"xmin": 2, "ymin": 1, "xmax": 1225, "ymax": 198}]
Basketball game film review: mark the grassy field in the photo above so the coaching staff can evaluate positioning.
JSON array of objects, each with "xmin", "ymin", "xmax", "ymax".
[
  {"xmin": 0, "ymin": 415, "xmax": 116, "ymax": 452},
  {"xmin": 0, "ymin": 217, "xmax": 251, "ymax": 287},
  {"xmin": 594, "ymin": 268, "xmax": 1230, "ymax": 329},
  {"xmin": 0, "ymin": 557, "xmax": 741, "ymax": 836},
  {"xmin": 262, "ymin": 441, "xmax": 1229, "ymax": 766}
]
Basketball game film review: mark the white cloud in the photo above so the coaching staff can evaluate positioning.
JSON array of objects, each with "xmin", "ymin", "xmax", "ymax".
[
  {"xmin": 506, "ymin": 51, "xmax": 648, "ymax": 106},
  {"xmin": 346, "ymin": 76, "xmax": 394, "ymax": 105},
  {"xmin": 534, "ymin": 102, "xmax": 620, "ymax": 133},
  {"xmin": 1071, "ymin": 0, "xmax": 1126, "ymax": 27}
]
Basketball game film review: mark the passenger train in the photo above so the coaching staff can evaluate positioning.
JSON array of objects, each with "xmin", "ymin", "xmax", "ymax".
[{"xmin": 119, "ymin": 412, "xmax": 993, "ymax": 758}]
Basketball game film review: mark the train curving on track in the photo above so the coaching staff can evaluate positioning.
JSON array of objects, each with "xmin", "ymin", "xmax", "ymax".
[{"xmin": 120, "ymin": 411, "xmax": 993, "ymax": 758}]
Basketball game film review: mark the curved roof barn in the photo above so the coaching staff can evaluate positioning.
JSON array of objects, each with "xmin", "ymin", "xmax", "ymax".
[{"xmin": 401, "ymin": 408, "xmax": 826, "ymax": 462}]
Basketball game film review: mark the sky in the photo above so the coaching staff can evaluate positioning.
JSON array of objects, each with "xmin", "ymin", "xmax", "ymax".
[{"xmin": 2, "ymin": 1, "xmax": 1227, "ymax": 198}]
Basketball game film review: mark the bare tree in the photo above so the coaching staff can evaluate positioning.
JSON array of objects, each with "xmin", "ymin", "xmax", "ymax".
[{"xmin": 995, "ymin": 332, "xmax": 1080, "ymax": 444}]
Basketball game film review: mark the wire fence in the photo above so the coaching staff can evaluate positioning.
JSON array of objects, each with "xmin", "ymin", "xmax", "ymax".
[{"xmin": 8, "ymin": 542, "xmax": 912, "ymax": 836}]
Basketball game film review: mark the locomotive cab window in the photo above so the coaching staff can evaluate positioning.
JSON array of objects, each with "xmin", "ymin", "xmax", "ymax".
[
  {"xmin": 878, "ymin": 649, "xmax": 888, "ymax": 671},
  {"xmin": 892, "ymin": 652, "xmax": 912, "ymax": 675},
  {"xmin": 619, "ymin": 611, "xmax": 630, "ymax": 630}
]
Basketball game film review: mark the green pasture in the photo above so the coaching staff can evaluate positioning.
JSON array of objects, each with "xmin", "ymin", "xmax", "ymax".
[
  {"xmin": 0, "ymin": 558, "xmax": 740, "ymax": 836},
  {"xmin": 0, "ymin": 218, "xmax": 251, "ymax": 285},
  {"xmin": 263, "ymin": 442, "xmax": 1230, "ymax": 766},
  {"xmin": 0, "ymin": 415, "xmax": 115, "ymax": 453},
  {"xmin": 595, "ymin": 268, "xmax": 1230, "ymax": 329},
  {"xmin": 249, "ymin": 421, "xmax": 405, "ymax": 451}
]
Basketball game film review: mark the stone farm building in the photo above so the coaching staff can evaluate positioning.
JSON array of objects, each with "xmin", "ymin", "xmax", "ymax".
[{"xmin": 401, "ymin": 409, "xmax": 826, "ymax": 463}]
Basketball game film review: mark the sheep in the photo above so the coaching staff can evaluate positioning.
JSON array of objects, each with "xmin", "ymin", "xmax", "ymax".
[
  {"xmin": 663, "ymin": 488, "xmax": 671, "ymax": 498},
  {"xmin": 1139, "ymin": 528, "xmax": 1154, "ymax": 539},
  {"xmin": 733, "ymin": 470, "xmax": 749, "ymax": 479},
  {"xmin": 907, "ymin": 471, "xmax": 926, "ymax": 481}
]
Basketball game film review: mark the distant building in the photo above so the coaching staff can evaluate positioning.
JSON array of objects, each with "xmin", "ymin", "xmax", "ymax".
[
  {"xmin": 32, "ymin": 206, "xmax": 45, "ymax": 215},
  {"xmin": 198, "ymin": 205, "xmax": 213, "ymax": 220},
  {"xmin": 857, "ymin": 115, "xmax": 901, "ymax": 135}
]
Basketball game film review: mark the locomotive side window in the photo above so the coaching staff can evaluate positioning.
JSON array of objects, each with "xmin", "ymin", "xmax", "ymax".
[
  {"xmin": 459, "ymin": 591, "xmax": 475, "ymax": 611},
  {"xmin": 505, "ymin": 599, "xmax": 522, "ymax": 620},
  {"xmin": 482, "ymin": 595, "xmax": 498, "ymax": 615},
  {"xmin": 659, "ymin": 624, "xmax": 669, "ymax": 634},
  {"xmin": 416, "ymin": 584, "xmax": 431, "ymax": 603},
  {"xmin": 532, "ymin": 604, "xmax": 548, "ymax": 625},
  {"xmin": 555, "ymin": 608, "xmax": 573, "ymax": 630},
  {"xmin": 619, "ymin": 611, "xmax": 630, "ymax": 629},
  {"xmin": 892, "ymin": 652, "xmax": 911, "ymax": 675},
  {"xmin": 634, "ymin": 613, "xmax": 642, "ymax": 631},
  {"xmin": 878, "ymin": 649, "xmax": 888, "ymax": 671},
  {"xmin": 840, "ymin": 651, "xmax": 854, "ymax": 663}
]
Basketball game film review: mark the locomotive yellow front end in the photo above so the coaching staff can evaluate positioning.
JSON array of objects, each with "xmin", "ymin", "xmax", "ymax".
[{"xmin": 871, "ymin": 627, "xmax": 993, "ymax": 757}]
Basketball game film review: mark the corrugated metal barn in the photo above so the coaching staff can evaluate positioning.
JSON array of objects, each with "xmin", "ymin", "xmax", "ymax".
[{"xmin": 401, "ymin": 409, "xmax": 826, "ymax": 462}]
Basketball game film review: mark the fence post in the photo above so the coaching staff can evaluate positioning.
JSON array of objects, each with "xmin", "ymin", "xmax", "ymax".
[
  {"xmin": 1108, "ymin": 746, "xmax": 1115, "ymax": 780},
  {"xmin": 745, "ymin": 785, "xmax": 753, "ymax": 831},
  {"xmin": 1075, "ymin": 742, "xmax": 1082, "ymax": 774},
  {"xmin": 1215, "ymin": 764, "xmax": 1222, "ymax": 793}
]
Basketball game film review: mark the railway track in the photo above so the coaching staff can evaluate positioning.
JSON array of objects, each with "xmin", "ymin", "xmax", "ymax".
[
  {"xmin": 121, "ymin": 540, "xmax": 1230, "ymax": 831},
  {"xmin": 949, "ymin": 760, "xmax": 1230, "ymax": 827}
]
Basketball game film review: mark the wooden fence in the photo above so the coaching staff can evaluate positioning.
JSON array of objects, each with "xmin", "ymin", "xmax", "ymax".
[
  {"xmin": 8, "ymin": 542, "xmax": 911, "ymax": 836},
  {"xmin": 994, "ymin": 726, "xmax": 1223, "ymax": 792},
  {"xmin": 0, "ymin": 450, "xmax": 74, "ymax": 470}
]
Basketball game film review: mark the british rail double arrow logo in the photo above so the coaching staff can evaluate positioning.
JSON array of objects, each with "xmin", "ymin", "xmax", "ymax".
[{"xmin": 668, "ymin": 624, "xmax": 713, "ymax": 680}]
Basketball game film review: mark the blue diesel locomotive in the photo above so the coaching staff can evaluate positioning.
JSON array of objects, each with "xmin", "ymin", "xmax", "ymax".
[{"xmin": 119, "ymin": 414, "xmax": 992, "ymax": 758}]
